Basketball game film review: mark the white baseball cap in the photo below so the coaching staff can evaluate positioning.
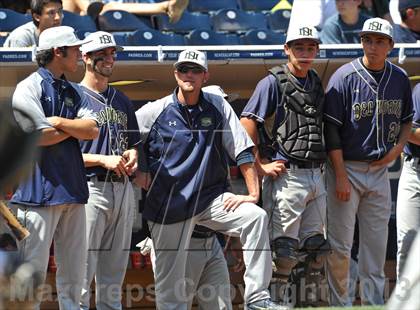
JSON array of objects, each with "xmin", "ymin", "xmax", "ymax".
[
  {"xmin": 37, "ymin": 26, "xmax": 90, "ymax": 52},
  {"xmin": 360, "ymin": 17, "xmax": 393, "ymax": 40},
  {"xmin": 174, "ymin": 49, "xmax": 208, "ymax": 71},
  {"xmin": 80, "ymin": 31, "xmax": 123, "ymax": 54},
  {"xmin": 202, "ymin": 85, "xmax": 239, "ymax": 103},
  {"xmin": 285, "ymin": 25, "xmax": 321, "ymax": 45}
]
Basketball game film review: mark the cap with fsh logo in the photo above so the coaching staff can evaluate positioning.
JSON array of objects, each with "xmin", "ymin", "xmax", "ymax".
[
  {"xmin": 359, "ymin": 17, "xmax": 393, "ymax": 40},
  {"xmin": 80, "ymin": 31, "xmax": 123, "ymax": 54},
  {"xmin": 37, "ymin": 26, "xmax": 90, "ymax": 52},
  {"xmin": 174, "ymin": 49, "xmax": 208, "ymax": 71},
  {"xmin": 285, "ymin": 25, "xmax": 321, "ymax": 44}
]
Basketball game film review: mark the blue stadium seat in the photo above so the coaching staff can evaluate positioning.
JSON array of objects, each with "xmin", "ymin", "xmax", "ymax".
[
  {"xmin": 62, "ymin": 10, "xmax": 97, "ymax": 32},
  {"xmin": 188, "ymin": 0, "xmax": 237, "ymax": 13},
  {"xmin": 111, "ymin": 32, "xmax": 130, "ymax": 46},
  {"xmin": 211, "ymin": 9, "xmax": 267, "ymax": 33},
  {"xmin": 75, "ymin": 30, "xmax": 94, "ymax": 40},
  {"xmin": 155, "ymin": 11, "xmax": 211, "ymax": 33},
  {"xmin": 185, "ymin": 29, "xmax": 240, "ymax": 45},
  {"xmin": 127, "ymin": 28, "xmax": 186, "ymax": 46},
  {"xmin": 240, "ymin": 29, "xmax": 286, "ymax": 45},
  {"xmin": 98, "ymin": 10, "xmax": 152, "ymax": 32},
  {"xmin": 266, "ymin": 9, "xmax": 291, "ymax": 33},
  {"xmin": 238, "ymin": 0, "xmax": 280, "ymax": 11},
  {"xmin": 0, "ymin": 9, "xmax": 31, "ymax": 32},
  {"xmin": 0, "ymin": 35, "xmax": 7, "ymax": 46}
]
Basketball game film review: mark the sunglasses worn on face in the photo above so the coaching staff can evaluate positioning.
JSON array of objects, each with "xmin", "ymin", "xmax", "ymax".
[{"xmin": 176, "ymin": 65, "xmax": 205, "ymax": 74}]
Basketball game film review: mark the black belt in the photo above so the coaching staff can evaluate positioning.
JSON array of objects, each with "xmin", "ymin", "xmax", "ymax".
[
  {"xmin": 284, "ymin": 161, "xmax": 323, "ymax": 169},
  {"xmin": 191, "ymin": 230, "xmax": 214, "ymax": 239},
  {"xmin": 87, "ymin": 174, "xmax": 126, "ymax": 183}
]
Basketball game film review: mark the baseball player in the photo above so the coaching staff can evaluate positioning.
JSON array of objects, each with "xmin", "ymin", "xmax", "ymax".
[
  {"xmin": 136, "ymin": 85, "xmax": 239, "ymax": 310},
  {"xmin": 396, "ymin": 83, "xmax": 420, "ymax": 279},
  {"xmin": 9, "ymin": 25, "xmax": 98, "ymax": 309},
  {"xmin": 240, "ymin": 25, "xmax": 329, "ymax": 306},
  {"xmin": 324, "ymin": 17, "xmax": 413, "ymax": 306},
  {"xmin": 135, "ymin": 49, "xmax": 286, "ymax": 309},
  {"xmin": 78, "ymin": 31, "xmax": 140, "ymax": 310}
]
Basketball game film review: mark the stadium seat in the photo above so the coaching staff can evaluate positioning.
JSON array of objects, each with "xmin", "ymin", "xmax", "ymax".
[
  {"xmin": 76, "ymin": 30, "xmax": 95, "ymax": 40},
  {"xmin": 112, "ymin": 32, "xmax": 130, "ymax": 46},
  {"xmin": 211, "ymin": 9, "xmax": 267, "ymax": 33},
  {"xmin": 155, "ymin": 11, "xmax": 211, "ymax": 33},
  {"xmin": 185, "ymin": 29, "xmax": 240, "ymax": 45},
  {"xmin": 0, "ymin": 9, "xmax": 31, "ymax": 32},
  {"xmin": 98, "ymin": 10, "xmax": 152, "ymax": 32},
  {"xmin": 266, "ymin": 9, "xmax": 292, "ymax": 33},
  {"xmin": 188, "ymin": 0, "xmax": 237, "ymax": 13},
  {"xmin": 0, "ymin": 35, "xmax": 7, "ymax": 46},
  {"xmin": 62, "ymin": 10, "xmax": 97, "ymax": 32},
  {"xmin": 240, "ymin": 29, "xmax": 286, "ymax": 45},
  {"xmin": 127, "ymin": 28, "xmax": 186, "ymax": 46},
  {"xmin": 238, "ymin": 0, "xmax": 280, "ymax": 11}
]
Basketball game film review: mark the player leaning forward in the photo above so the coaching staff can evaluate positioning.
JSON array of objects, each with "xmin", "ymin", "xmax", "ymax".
[
  {"xmin": 78, "ymin": 31, "xmax": 140, "ymax": 309},
  {"xmin": 324, "ymin": 17, "xmax": 413, "ymax": 306},
  {"xmin": 135, "ymin": 49, "xmax": 287, "ymax": 310},
  {"xmin": 10, "ymin": 26, "xmax": 98, "ymax": 309}
]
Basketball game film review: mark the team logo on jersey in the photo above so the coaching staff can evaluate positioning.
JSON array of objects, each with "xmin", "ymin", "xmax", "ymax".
[
  {"xmin": 200, "ymin": 117, "xmax": 213, "ymax": 127},
  {"xmin": 368, "ymin": 21, "xmax": 382, "ymax": 31},
  {"xmin": 299, "ymin": 27, "xmax": 313, "ymax": 37},
  {"xmin": 169, "ymin": 121, "xmax": 177, "ymax": 126},
  {"xmin": 96, "ymin": 106, "xmax": 128, "ymax": 127},
  {"xmin": 63, "ymin": 97, "xmax": 74, "ymax": 107}
]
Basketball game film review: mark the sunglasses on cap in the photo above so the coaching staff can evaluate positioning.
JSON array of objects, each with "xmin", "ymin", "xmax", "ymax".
[{"xmin": 176, "ymin": 65, "xmax": 205, "ymax": 74}]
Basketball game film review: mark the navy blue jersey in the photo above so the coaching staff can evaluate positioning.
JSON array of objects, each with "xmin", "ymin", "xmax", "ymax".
[
  {"xmin": 79, "ymin": 86, "xmax": 140, "ymax": 176},
  {"xmin": 135, "ymin": 90, "xmax": 254, "ymax": 224},
  {"xmin": 404, "ymin": 84, "xmax": 420, "ymax": 157},
  {"xmin": 324, "ymin": 58, "xmax": 413, "ymax": 161},
  {"xmin": 11, "ymin": 68, "xmax": 97, "ymax": 207},
  {"xmin": 241, "ymin": 74, "xmax": 287, "ymax": 161}
]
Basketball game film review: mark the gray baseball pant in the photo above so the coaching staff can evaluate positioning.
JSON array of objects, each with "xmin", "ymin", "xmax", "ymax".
[
  {"xmin": 262, "ymin": 167, "xmax": 326, "ymax": 243},
  {"xmin": 149, "ymin": 234, "xmax": 232, "ymax": 310},
  {"xmin": 149, "ymin": 192, "xmax": 272, "ymax": 310},
  {"xmin": 396, "ymin": 156, "xmax": 420, "ymax": 278},
  {"xmin": 80, "ymin": 178, "xmax": 135, "ymax": 310},
  {"xmin": 326, "ymin": 161, "xmax": 391, "ymax": 306},
  {"xmin": 16, "ymin": 203, "xmax": 86, "ymax": 310}
]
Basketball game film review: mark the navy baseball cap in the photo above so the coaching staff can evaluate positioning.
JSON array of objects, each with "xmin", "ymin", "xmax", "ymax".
[{"xmin": 399, "ymin": 0, "xmax": 420, "ymax": 11}]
